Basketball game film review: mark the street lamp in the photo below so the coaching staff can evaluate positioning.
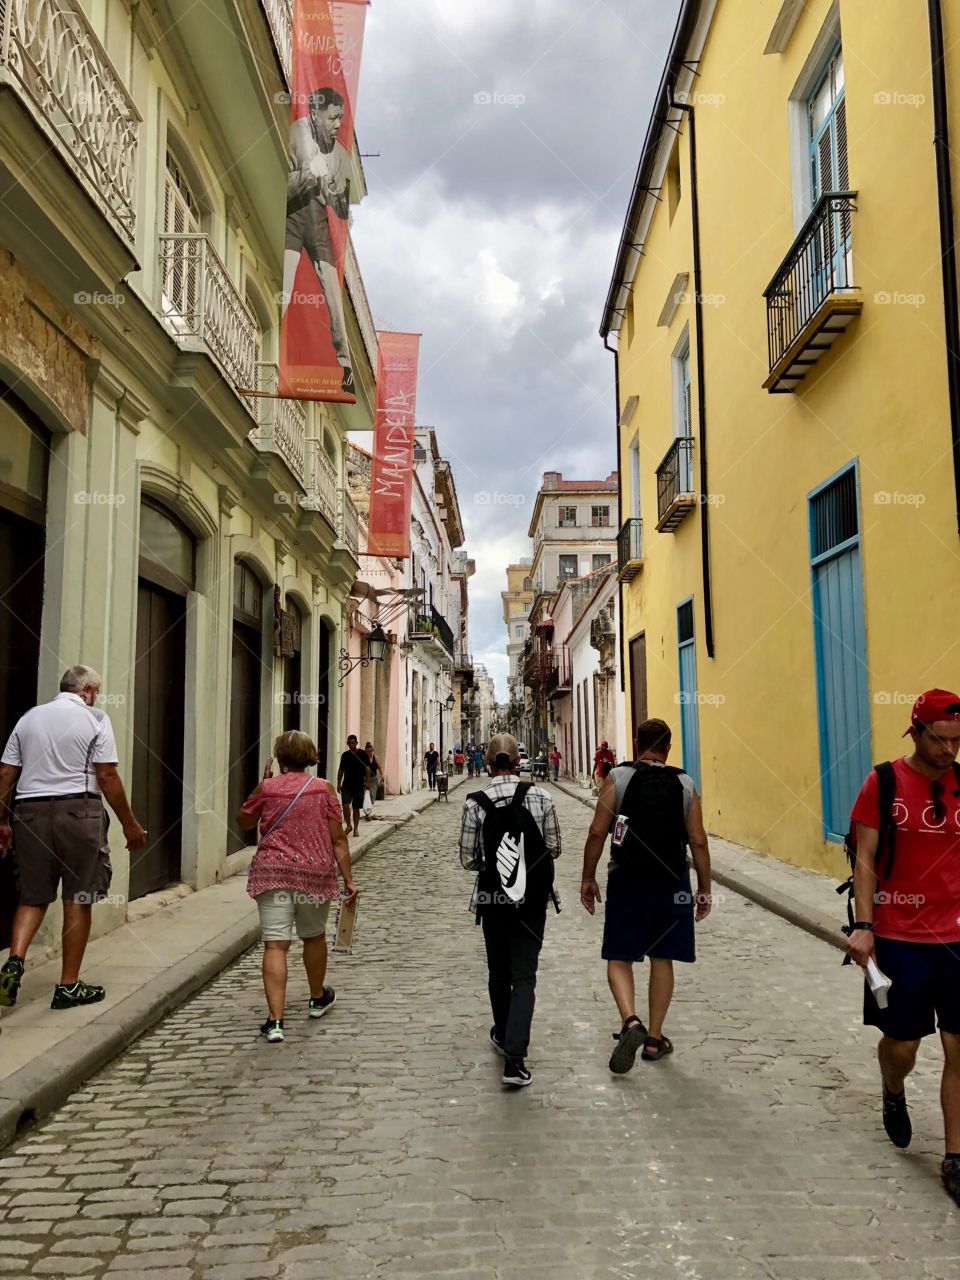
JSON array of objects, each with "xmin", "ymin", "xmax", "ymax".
[
  {"xmin": 438, "ymin": 690, "xmax": 456, "ymax": 763},
  {"xmin": 338, "ymin": 623, "xmax": 389, "ymax": 687}
]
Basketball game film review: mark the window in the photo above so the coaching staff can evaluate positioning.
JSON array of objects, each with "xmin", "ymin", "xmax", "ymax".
[
  {"xmin": 559, "ymin": 555, "xmax": 578, "ymax": 580},
  {"xmin": 522, "ymin": 577, "xmax": 532, "ymax": 591},
  {"xmin": 515, "ymin": 625, "xmax": 524, "ymax": 639},
  {"xmin": 672, "ymin": 330, "xmax": 694, "ymax": 492},
  {"xmin": 592, "ymin": 554, "xmax": 611, "ymax": 571},
  {"xmin": 667, "ymin": 137, "xmax": 682, "ymax": 223},
  {"xmin": 591, "ymin": 506, "xmax": 610, "ymax": 528},
  {"xmin": 629, "ymin": 436, "xmax": 640, "ymax": 520},
  {"xmin": 807, "ymin": 45, "xmax": 851, "ymax": 286},
  {"xmin": 161, "ymin": 150, "xmax": 202, "ymax": 331},
  {"xmin": 234, "ymin": 561, "xmax": 262, "ymax": 622},
  {"xmin": 811, "ymin": 465, "xmax": 858, "ymax": 556},
  {"xmin": 559, "ymin": 505, "xmax": 577, "ymax": 527}
]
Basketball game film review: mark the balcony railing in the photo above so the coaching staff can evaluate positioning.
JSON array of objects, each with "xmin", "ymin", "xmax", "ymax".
[
  {"xmin": 656, "ymin": 436, "xmax": 696, "ymax": 532},
  {"xmin": 337, "ymin": 488, "xmax": 359, "ymax": 555},
  {"xmin": 455, "ymin": 649, "xmax": 473, "ymax": 671},
  {"xmin": 1, "ymin": 0, "xmax": 141, "ymax": 252},
  {"xmin": 302, "ymin": 438, "xmax": 338, "ymax": 526},
  {"xmin": 546, "ymin": 647, "xmax": 571, "ymax": 698},
  {"xmin": 248, "ymin": 362, "xmax": 306, "ymax": 485},
  {"xmin": 159, "ymin": 233, "xmax": 258, "ymax": 397},
  {"xmin": 617, "ymin": 517, "xmax": 643, "ymax": 581},
  {"xmin": 260, "ymin": 0, "xmax": 292, "ymax": 85},
  {"xmin": 411, "ymin": 605, "xmax": 455, "ymax": 658},
  {"xmin": 763, "ymin": 191, "xmax": 861, "ymax": 393}
]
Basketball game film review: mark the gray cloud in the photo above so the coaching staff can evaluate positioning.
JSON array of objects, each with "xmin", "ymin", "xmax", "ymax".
[{"xmin": 352, "ymin": 0, "xmax": 679, "ymax": 695}]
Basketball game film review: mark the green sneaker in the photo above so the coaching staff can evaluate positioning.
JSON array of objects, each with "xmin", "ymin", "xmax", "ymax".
[
  {"xmin": 0, "ymin": 956, "xmax": 24, "ymax": 1007},
  {"xmin": 260, "ymin": 1018, "xmax": 284, "ymax": 1043},
  {"xmin": 308, "ymin": 987, "xmax": 336, "ymax": 1018},
  {"xmin": 51, "ymin": 980, "xmax": 105, "ymax": 1010}
]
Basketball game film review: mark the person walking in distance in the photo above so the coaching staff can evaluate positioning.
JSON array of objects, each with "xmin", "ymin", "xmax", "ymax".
[
  {"xmin": 0, "ymin": 666, "xmax": 146, "ymax": 1010},
  {"xmin": 460, "ymin": 734, "xmax": 561, "ymax": 1088},
  {"xmin": 423, "ymin": 742, "xmax": 440, "ymax": 791},
  {"xmin": 364, "ymin": 742, "xmax": 383, "ymax": 817},
  {"xmin": 846, "ymin": 689, "xmax": 960, "ymax": 1207},
  {"xmin": 592, "ymin": 740, "xmax": 617, "ymax": 786},
  {"xmin": 580, "ymin": 718, "xmax": 712, "ymax": 1072},
  {"xmin": 549, "ymin": 746, "xmax": 561, "ymax": 782},
  {"xmin": 336, "ymin": 734, "xmax": 370, "ymax": 838},
  {"xmin": 238, "ymin": 731, "xmax": 358, "ymax": 1043}
]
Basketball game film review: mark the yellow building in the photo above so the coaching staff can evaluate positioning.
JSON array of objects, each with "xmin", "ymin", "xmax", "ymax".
[{"xmin": 604, "ymin": 0, "xmax": 960, "ymax": 875}]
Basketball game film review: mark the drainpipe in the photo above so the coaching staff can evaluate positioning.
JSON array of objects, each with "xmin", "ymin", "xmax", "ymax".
[
  {"xmin": 927, "ymin": 0, "xmax": 960, "ymax": 534},
  {"xmin": 605, "ymin": 336, "xmax": 627, "ymax": 704},
  {"xmin": 669, "ymin": 83, "xmax": 715, "ymax": 659}
]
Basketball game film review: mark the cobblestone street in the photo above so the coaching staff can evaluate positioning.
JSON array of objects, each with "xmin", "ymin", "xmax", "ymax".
[{"xmin": 2, "ymin": 786, "xmax": 959, "ymax": 1279}]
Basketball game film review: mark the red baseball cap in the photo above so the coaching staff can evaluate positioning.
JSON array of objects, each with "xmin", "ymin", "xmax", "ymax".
[{"xmin": 908, "ymin": 688, "xmax": 960, "ymax": 732}]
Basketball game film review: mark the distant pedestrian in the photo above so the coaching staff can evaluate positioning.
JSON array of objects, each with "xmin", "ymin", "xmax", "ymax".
[
  {"xmin": 460, "ymin": 733, "xmax": 561, "ymax": 1089},
  {"xmin": 238, "ymin": 731, "xmax": 358, "ymax": 1043},
  {"xmin": 549, "ymin": 747, "xmax": 561, "ymax": 782},
  {"xmin": 446, "ymin": 748, "xmax": 454, "ymax": 773},
  {"xmin": 454, "ymin": 749, "xmax": 465, "ymax": 775},
  {"xmin": 467, "ymin": 750, "xmax": 475, "ymax": 779},
  {"xmin": 0, "ymin": 666, "xmax": 146, "ymax": 1012},
  {"xmin": 474, "ymin": 747, "xmax": 484, "ymax": 777},
  {"xmin": 580, "ymin": 718, "xmax": 712, "ymax": 1073},
  {"xmin": 336, "ymin": 734, "xmax": 370, "ymax": 837},
  {"xmin": 592, "ymin": 740, "xmax": 616, "ymax": 785},
  {"xmin": 424, "ymin": 742, "xmax": 440, "ymax": 790},
  {"xmin": 846, "ymin": 690, "xmax": 960, "ymax": 1207},
  {"xmin": 364, "ymin": 742, "xmax": 383, "ymax": 815}
]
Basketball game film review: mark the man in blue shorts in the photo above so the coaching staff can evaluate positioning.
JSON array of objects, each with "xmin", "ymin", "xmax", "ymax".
[
  {"xmin": 847, "ymin": 689, "xmax": 960, "ymax": 1207},
  {"xmin": 580, "ymin": 718, "xmax": 712, "ymax": 1072}
]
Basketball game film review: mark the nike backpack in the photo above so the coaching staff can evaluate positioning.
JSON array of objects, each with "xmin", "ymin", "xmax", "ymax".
[
  {"xmin": 610, "ymin": 762, "xmax": 688, "ymax": 883},
  {"xmin": 469, "ymin": 783, "xmax": 558, "ymax": 919}
]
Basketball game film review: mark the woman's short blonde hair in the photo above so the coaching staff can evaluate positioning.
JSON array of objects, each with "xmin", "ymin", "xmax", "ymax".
[{"xmin": 274, "ymin": 730, "xmax": 319, "ymax": 770}]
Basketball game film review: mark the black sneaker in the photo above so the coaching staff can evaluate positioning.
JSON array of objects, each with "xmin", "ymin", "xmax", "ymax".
[
  {"xmin": 882, "ymin": 1084, "xmax": 912, "ymax": 1148},
  {"xmin": 942, "ymin": 1158, "xmax": 960, "ymax": 1206},
  {"xmin": 0, "ymin": 956, "xmax": 24, "ymax": 1008},
  {"xmin": 260, "ymin": 1018, "xmax": 284, "ymax": 1043},
  {"xmin": 490, "ymin": 1027, "xmax": 506, "ymax": 1057},
  {"xmin": 51, "ymin": 980, "xmax": 105, "ymax": 1010},
  {"xmin": 308, "ymin": 988, "xmax": 336, "ymax": 1019},
  {"xmin": 502, "ymin": 1058, "xmax": 532, "ymax": 1088},
  {"xmin": 609, "ymin": 1017, "xmax": 647, "ymax": 1075}
]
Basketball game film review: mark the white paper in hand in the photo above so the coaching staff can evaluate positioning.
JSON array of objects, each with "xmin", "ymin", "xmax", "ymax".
[{"xmin": 865, "ymin": 957, "xmax": 892, "ymax": 1009}]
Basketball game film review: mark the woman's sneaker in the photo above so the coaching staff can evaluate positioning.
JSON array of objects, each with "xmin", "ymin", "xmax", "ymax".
[
  {"xmin": 502, "ymin": 1058, "xmax": 532, "ymax": 1087},
  {"xmin": 51, "ymin": 980, "xmax": 105, "ymax": 1010},
  {"xmin": 260, "ymin": 1019, "xmax": 284, "ymax": 1043},
  {"xmin": 0, "ymin": 956, "xmax": 24, "ymax": 1007},
  {"xmin": 308, "ymin": 988, "xmax": 336, "ymax": 1018}
]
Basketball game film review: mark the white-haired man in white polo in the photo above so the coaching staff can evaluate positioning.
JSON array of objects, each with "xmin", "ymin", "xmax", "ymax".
[{"xmin": 0, "ymin": 665, "xmax": 146, "ymax": 1011}]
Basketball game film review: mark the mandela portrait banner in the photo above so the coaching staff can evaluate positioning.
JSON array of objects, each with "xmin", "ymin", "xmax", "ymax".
[
  {"xmin": 367, "ymin": 332, "xmax": 421, "ymax": 558},
  {"xmin": 278, "ymin": 0, "xmax": 367, "ymax": 403}
]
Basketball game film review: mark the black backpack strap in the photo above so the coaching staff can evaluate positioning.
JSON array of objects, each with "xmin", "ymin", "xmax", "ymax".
[
  {"xmin": 875, "ymin": 761, "xmax": 896, "ymax": 880},
  {"xmin": 468, "ymin": 790, "xmax": 497, "ymax": 815},
  {"xmin": 512, "ymin": 781, "xmax": 533, "ymax": 809}
]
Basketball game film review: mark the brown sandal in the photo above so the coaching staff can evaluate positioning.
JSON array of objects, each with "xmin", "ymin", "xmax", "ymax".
[{"xmin": 641, "ymin": 1035, "xmax": 673, "ymax": 1061}]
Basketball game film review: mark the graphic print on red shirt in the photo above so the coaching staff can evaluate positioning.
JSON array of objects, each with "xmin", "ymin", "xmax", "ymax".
[{"xmin": 850, "ymin": 757, "xmax": 960, "ymax": 943}]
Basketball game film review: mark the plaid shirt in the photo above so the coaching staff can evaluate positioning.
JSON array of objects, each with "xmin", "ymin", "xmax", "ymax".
[{"xmin": 459, "ymin": 776, "xmax": 562, "ymax": 872}]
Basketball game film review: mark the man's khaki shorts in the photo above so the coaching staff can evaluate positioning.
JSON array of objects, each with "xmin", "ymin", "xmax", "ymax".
[
  {"xmin": 14, "ymin": 797, "xmax": 112, "ymax": 906},
  {"xmin": 255, "ymin": 888, "xmax": 331, "ymax": 942}
]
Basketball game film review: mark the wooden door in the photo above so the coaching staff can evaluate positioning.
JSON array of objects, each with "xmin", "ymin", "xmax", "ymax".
[
  {"xmin": 228, "ymin": 619, "xmax": 262, "ymax": 853},
  {"xmin": 317, "ymin": 622, "xmax": 331, "ymax": 780},
  {"xmin": 131, "ymin": 581, "xmax": 186, "ymax": 898}
]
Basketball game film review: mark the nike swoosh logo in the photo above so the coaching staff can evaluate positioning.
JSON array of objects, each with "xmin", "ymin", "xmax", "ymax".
[{"xmin": 496, "ymin": 832, "xmax": 526, "ymax": 902}]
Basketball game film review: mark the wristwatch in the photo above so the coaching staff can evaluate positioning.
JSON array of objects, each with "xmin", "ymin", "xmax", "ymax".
[{"xmin": 849, "ymin": 921, "xmax": 874, "ymax": 932}]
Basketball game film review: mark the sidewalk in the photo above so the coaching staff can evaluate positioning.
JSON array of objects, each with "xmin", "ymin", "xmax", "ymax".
[
  {"xmin": 549, "ymin": 775, "xmax": 848, "ymax": 954},
  {"xmin": 0, "ymin": 772, "xmax": 469, "ymax": 1148}
]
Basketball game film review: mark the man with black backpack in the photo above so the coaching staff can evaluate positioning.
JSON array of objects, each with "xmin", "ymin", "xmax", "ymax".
[
  {"xmin": 580, "ymin": 718, "xmax": 712, "ymax": 1074},
  {"xmin": 459, "ymin": 733, "xmax": 561, "ymax": 1088},
  {"xmin": 846, "ymin": 689, "xmax": 960, "ymax": 1207}
]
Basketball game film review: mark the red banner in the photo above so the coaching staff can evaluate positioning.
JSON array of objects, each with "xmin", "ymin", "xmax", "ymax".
[
  {"xmin": 367, "ymin": 332, "xmax": 421, "ymax": 558},
  {"xmin": 279, "ymin": 0, "xmax": 367, "ymax": 403}
]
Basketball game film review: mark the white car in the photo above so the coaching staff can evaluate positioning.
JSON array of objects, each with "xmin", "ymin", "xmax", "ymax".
[{"xmin": 517, "ymin": 752, "xmax": 533, "ymax": 777}]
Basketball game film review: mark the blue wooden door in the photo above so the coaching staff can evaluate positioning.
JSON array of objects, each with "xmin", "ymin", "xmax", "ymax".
[
  {"xmin": 810, "ymin": 468, "xmax": 870, "ymax": 839},
  {"xmin": 677, "ymin": 600, "xmax": 701, "ymax": 793}
]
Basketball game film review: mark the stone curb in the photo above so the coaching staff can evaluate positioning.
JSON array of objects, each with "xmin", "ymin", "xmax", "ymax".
[
  {"xmin": 547, "ymin": 777, "xmax": 846, "ymax": 957},
  {"xmin": 0, "ymin": 785, "xmax": 452, "ymax": 1150}
]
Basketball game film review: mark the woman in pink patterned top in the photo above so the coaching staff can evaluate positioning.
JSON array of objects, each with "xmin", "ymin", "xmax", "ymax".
[{"xmin": 237, "ymin": 730, "xmax": 358, "ymax": 1043}]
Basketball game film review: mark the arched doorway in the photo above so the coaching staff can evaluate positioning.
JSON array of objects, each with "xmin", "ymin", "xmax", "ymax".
[
  {"xmin": 228, "ymin": 560, "xmax": 264, "ymax": 853},
  {"xmin": 131, "ymin": 499, "xmax": 194, "ymax": 898},
  {"xmin": 282, "ymin": 598, "xmax": 303, "ymax": 733},
  {"xmin": 0, "ymin": 388, "xmax": 49, "ymax": 947}
]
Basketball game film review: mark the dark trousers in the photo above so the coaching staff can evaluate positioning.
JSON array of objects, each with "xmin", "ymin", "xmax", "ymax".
[
  {"xmin": 481, "ymin": 906, "xmax": 546, "ymax": 1059},
  {"xmin": 427, "ymin": 768, "xmax": 437, "ymax": 790}
]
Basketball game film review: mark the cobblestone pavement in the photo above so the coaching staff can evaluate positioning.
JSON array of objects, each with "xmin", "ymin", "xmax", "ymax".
[{"xmin": 2, "ymin": 786, "xmax": 959, "ymax": 1279}]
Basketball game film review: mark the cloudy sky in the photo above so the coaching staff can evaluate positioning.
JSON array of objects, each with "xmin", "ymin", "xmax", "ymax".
[{"xmin": 351, "ymin": 0, "xmax": 679, "ymax": 698}]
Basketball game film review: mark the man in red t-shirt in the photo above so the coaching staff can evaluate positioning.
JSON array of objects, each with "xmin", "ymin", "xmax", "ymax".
[
  {"xmin": 848, "ymin": 688, "xmax": 960, "ymax": 1206},
  {"xmin": 592, "ymin": 741, "xmax": 616, "ymax": 783}
]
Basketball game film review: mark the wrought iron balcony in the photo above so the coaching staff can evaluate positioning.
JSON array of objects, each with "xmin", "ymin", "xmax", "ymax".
[
  {"xmin": 337, "ymin": 488, "xmax": 359, "ymax": 556},
  {"xmin": 260, "ymin": 0, "xmax": 292, "ymax": 84},
  {"xmin": 455, "ymin": 649, "xmax": 473, "ymax": 672},
  {"xmin": 546, "ymin": 647, "xmax": 571, "ymax": 699},
  {"xmin": 301, "ymin": 438, "xmax": 338, "ymax": 526},
  {"xmin": 1, "ymin": 0, "xmax": 140, "ymax": 252},
  {"xmin": 411, "ymin": 605, "xmax": 456, "ymax": 659},
  {"xmin": 656, "ymin": 436, "xmax": 697, "ymax": 532},
  {"xmin": 763, "ymin": 191, "xmax": 861, "ymax": 393},
  {"xmin": 249, "ymin": 362, "xmax": 306, "ymax": 486},
  {"xmin": 617, "ymin": 517, "xmax": 643, "ymax": 581},
  {"xmin": 159, "ymin": 233, "xmax": 258, "ymax": 398}
]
